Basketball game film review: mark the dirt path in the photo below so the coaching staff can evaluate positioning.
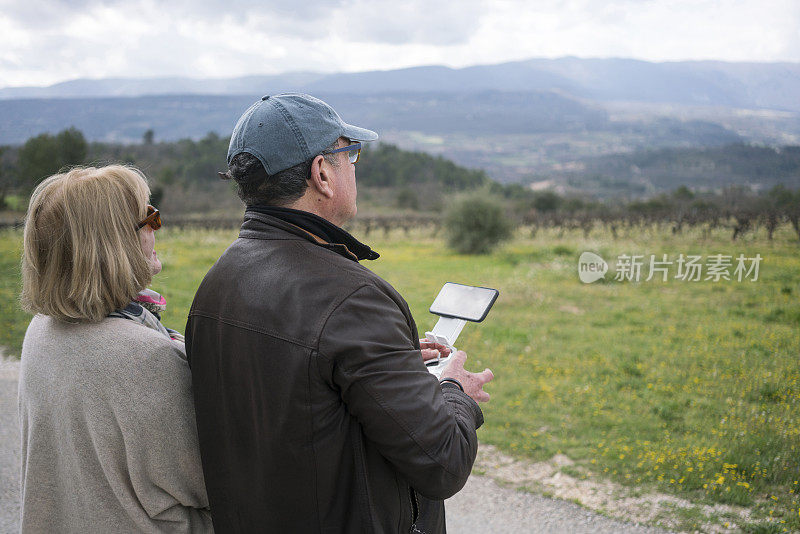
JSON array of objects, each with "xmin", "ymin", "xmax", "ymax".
[
  {"xmin": 469, "ymin": 443, "xmax": 755, "ymax": 533},
  {"xmin": 0, "ymin": 356, "xmax": 21, "ymax": 533}
]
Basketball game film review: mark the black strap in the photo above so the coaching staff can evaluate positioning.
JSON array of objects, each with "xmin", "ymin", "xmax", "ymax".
[{"xmin": 439, "ymin": 378, "xmax": 464, "ymax": 392}]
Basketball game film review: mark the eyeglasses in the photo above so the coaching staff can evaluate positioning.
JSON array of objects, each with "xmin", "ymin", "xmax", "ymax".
[
  {"xmin": 324, "ymin": 142, "xmax": 362, "ymax": 164},
  {"xmin": 137, "ymin": 205, "xmax": 161, "ymax": 231}
]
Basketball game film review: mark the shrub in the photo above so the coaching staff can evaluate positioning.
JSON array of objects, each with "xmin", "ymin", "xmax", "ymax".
[
  {"xmin": 395, "ymin": 187, "xmax": 419, "ymax": 210},
  {"xmin": 444, "ymin": 195, "xmax": 513, "ymax": 254}
]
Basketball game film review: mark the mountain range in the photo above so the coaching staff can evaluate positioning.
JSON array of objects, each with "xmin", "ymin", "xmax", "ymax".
[{"xmin": 3, "ymin": 57, "xmax": 799, "ymax": 112}]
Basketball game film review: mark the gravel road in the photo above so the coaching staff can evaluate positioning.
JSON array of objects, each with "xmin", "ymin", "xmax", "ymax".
[
  {"xmin": 0, "ymin": 359, "xmax": 21, "ymax": 534},
  {"xmin": 0, "ymin": 358, "xmax": 671, "ymax": 533}
]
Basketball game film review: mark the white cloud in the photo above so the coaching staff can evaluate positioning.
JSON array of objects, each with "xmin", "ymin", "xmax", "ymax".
[
  {"xmin": 462, "ymin": 0, "xmax": 800, "ymax": 64},
  {"xmin": 0, "ymin": 0, "xmax": 797, "ymax": 88},
  {"xmin": 343, "ymin": 0, "xmax": 487, "ymax": 45}
]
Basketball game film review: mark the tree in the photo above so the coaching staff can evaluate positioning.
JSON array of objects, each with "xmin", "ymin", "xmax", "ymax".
[
  {"xmin": 532, "ymin": 191, "xmax": 562, "ymax": 212},
  {"xmin": 143, "ymin": 129, "xmax": 154, "ymax": 145},
  {"xmin": 672, "ymin": 185, "xmax": 694, "ymax": 201},
  {"xmin": 356, "ymin": 143, "xmax": 487, "ymax": 189},
  {"xmin": 150, "ymin": 185, "xmax": 165, "ymax": 208},
  {"xmin": 395, "ymin": 187, "xmax": 419, "ymax": 210},
  {"xmin": 0, "ymin": 146, "xmax": 7, "ymax": 209},
  {"xmin": 444, "ymin": 195, "xmax": 513, "ymax": 254},
  {"xmin": 770, "ymin": 186, "xmax": 800, "ymax": 241},
  {"xmin": 56, "ymin": 127, "xmax": 88, "ymax": 165},
  {"xmin": 18, "ymin": 133, "xmax": 56, "ymax": 192},
  {"xmin": 18, "ymin": 127, "xmax": 87, "ymax": 192}
]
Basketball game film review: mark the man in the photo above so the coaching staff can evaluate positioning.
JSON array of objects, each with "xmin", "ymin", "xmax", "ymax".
[{"xmin": 186, "ymin": 93, "xmax": 494, "ymax": 533}]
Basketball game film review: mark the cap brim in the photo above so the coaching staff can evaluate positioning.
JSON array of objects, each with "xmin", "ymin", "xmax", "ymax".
[{"xmin": 342, "ymin": 123, "xmax": 379, "ymax": 142}]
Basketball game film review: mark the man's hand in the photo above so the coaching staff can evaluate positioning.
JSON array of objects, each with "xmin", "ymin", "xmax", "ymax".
[
  {"xmin": 440, "ymin": 350, "xmax": 494, "ymax": 403},
  {"xmin": 419, "ymin": 339, "xmax": 451, "ymax": 362}
]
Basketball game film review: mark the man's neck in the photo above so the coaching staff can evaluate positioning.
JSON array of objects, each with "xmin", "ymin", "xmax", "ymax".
[{"xmin": 285, "ymin": 196, "xmax": 345, "ymax": 227}]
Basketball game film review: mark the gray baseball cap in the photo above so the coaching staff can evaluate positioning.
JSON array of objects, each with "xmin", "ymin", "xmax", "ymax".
[{"xmin": 227, "ymin": 93, "xmax": 378, "ymax": 175}]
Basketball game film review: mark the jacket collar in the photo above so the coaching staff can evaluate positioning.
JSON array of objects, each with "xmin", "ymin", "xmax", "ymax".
[{"xmin": 239, "ymin": 210, "xmax": 377, "ymax": 263}]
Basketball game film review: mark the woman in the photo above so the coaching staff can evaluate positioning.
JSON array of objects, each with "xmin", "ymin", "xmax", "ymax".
[{"xmin": 18, "ymin": 165, "xmax": 213, "ymax": 533}]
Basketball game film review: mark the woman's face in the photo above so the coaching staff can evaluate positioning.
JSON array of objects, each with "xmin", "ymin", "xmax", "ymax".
[{"xmin": 139, "ymin": 225, "xmax": 162, "ymax": 276}]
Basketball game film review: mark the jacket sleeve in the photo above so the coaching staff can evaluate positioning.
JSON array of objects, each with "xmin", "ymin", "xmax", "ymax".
[{"xmin": 317, "ymin": 284, "xmax": 484, "ymax": 500}]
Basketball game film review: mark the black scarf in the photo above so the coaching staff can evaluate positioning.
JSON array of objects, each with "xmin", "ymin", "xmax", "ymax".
[{"xmin": 247, "ymin": 205, "xmax": 380, "ymax": 261}]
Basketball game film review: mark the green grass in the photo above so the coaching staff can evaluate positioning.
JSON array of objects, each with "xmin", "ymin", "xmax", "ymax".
[
  {"xmin": 3, "ymin": 195, "xmax": 27, "ymax": 212},
  {"xmin": 2, "ymin": 223, "xmax": 799, "ymax": 531},
  {"xmin": 0, "ymin": 230, "xmax": 28, "ymax": 356},
  {"xmin": 369, "ymin": 224, "xmax": 800, "ymax": 531}
]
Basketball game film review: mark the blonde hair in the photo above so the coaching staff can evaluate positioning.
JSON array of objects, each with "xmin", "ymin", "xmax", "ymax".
[{"xmin": 21, "ymin": 165, "xmax": 154, "ymax": 322}]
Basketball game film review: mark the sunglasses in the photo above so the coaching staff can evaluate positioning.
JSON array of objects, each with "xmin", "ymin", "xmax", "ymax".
[
  {"xmin": 324, "ymin": 142, "xmax": 362, "ymax": 164},
  {"xmin": 137, "ymin": 205, "xmax": 161, "ymax": 231}
]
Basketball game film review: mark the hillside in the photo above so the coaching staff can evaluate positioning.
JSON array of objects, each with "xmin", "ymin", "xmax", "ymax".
[
  {"xmin": 0, "ymin": 91, "xmax": 614, "ymax": 145},
  {"xmin": 540, "ymin": 144, "xmax": 800, "ymax": 197},
  {"xmin": 2, "ymin": 125, "xmax": 798, "ymax": 205},
  {"xmin": 0, "ymin": 132, "xmax": 490, "ymax": 215}
]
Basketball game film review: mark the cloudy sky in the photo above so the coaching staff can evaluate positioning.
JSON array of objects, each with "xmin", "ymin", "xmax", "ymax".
[{"xmin": 1, "ymin": 0, "xmax": 798, "ymax": 88}]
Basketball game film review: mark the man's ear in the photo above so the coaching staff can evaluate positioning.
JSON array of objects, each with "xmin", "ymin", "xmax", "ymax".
[{"xmin": 308, "ymin": 154, "xmax": 335, "ymax": 199}]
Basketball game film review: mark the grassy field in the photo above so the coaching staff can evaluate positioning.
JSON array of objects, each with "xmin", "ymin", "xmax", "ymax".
[{"xmin": 1, "ymin": 224, "xmax": 798, "ymax": 532}]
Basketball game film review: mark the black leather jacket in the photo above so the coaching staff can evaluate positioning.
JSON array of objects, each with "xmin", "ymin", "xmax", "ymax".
[{"xmin": 186, "ymin": 211, "xmax": 484, "ymax": 534}]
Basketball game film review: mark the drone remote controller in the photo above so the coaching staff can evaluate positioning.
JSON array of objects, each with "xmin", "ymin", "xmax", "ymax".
[{"xmin": 424, "ymin": 283, "xmax": 499, "ymax": 379}]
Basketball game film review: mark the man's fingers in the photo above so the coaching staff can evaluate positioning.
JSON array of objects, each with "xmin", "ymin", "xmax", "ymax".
[
  {"xmin": 419, "ymin": 341, "xmax": 451, "ymax": 357},
  {"xmin": 420, "ymin": 349, "xmax": 440, "ymax": 362},
  {"xmin": 450, "ymin": 350, "xmax": 467, "ymax": 367},
  {"xmin": 475, "ymin": 390, "xmax": 490, "ymax": 403},
  {"xmin": 478, "ymin": 368, "xmax": 494, "ymax": 384},
  {"xmin": 440, "ymin": 351, "xmax": 466, "ymax": 376}
]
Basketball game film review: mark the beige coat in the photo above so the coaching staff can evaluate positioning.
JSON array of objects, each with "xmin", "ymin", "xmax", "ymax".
[{"xmin": 18, "ymin": 314, "xmax": 213, "ymax": 533}]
